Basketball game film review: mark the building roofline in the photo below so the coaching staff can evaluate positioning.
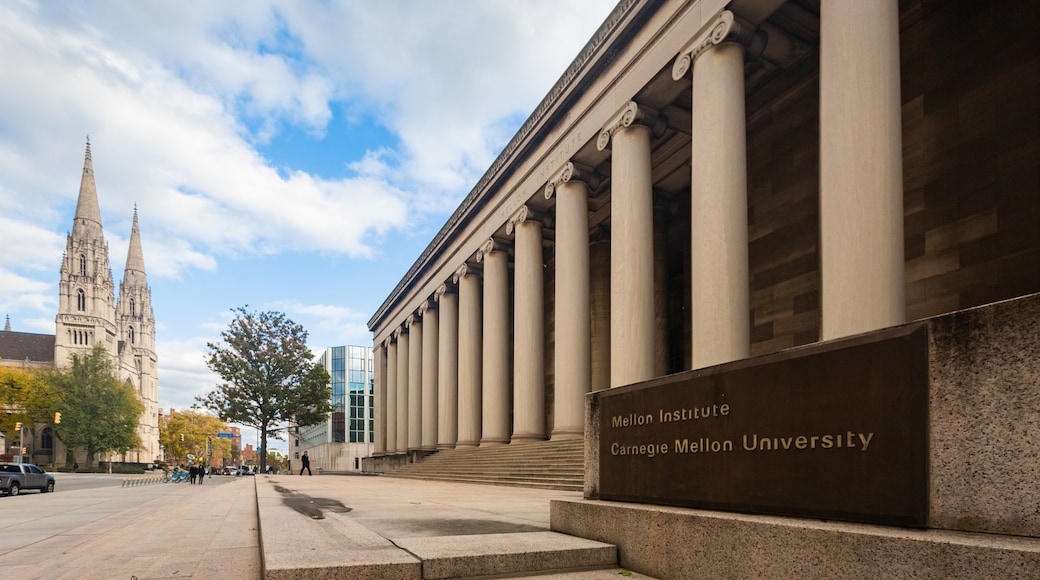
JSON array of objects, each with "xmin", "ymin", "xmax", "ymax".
[{"xmin": 368, "ymin": 0, "xmax": 656, "ymax": 331}]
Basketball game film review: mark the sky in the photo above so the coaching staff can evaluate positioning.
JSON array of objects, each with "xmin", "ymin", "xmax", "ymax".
[{"xmin": 0, "ymin": 0, "xmax": 618, "ymax": 451}]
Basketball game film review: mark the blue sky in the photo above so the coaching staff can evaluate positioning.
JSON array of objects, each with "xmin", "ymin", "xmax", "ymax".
[{"xmin": 0, "ymin": 1, "xmax": 616, "ymax": 451}]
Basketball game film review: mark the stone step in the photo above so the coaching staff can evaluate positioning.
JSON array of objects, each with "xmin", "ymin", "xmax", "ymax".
[
  {"xmin": 386, "ymin": 472, "xmax": 583, "ymax": 492},
  {"xmin": 395, "ymin": 531, "xmax": 617, "ymax": 579},
  {"xmin": 394, "ymin": 470, "xmax": 584, "ymax": 480},
  {"xmin": 383, "ymin": 439, "xmax": 585, "ymax": 492}
]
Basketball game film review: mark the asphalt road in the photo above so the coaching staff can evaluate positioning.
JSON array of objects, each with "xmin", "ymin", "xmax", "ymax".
[{"xmin": 49, "ymin": 471, "xmax": 240, "ymax": 493}]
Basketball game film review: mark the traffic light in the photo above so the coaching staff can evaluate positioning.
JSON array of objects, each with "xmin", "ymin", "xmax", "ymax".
[
  {"xmin": 21, "ymin": 447, "xmax": 27, "ymax": 454},
  {"xmin": 180, "ymin": 433, "xmax": 185, "ymax": 442},
  {"xmin": 14, "ymin": 422, "xmax": 21, "ymax": 431},
  {"xmin": 54, "ymin": 412, "xmax": 61, "ymax": 424}
]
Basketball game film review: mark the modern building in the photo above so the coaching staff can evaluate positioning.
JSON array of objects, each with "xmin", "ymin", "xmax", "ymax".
[
  {"xmin": 296, "ymin": 345, "xmax": 375, "ymax": 472},
  {"xmin": 0, "ymin": 139, "xmax": 161, "ymax": 465},
  {"xmin": 365, "ymin": 0, "xmax": 1038, "ymax": 575}
]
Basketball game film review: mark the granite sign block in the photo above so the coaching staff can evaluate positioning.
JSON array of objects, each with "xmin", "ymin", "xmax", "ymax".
[{"xmin": 598, "ymin": 324, "xmax": 929, "ymax": 527}]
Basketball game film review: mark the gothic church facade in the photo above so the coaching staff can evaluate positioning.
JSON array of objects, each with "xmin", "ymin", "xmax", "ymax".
[{"xmin": 1, "ymin": 139, "xmax": 160, "ymax": 464}]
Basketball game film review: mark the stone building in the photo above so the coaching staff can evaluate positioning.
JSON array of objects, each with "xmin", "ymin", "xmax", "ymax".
[
  {"xmin": 367, "ymin": 0, "xmax": 1038, "ymax": 575},
  {"xmin": 368, "ymin": 0, "xmax": 1038, "ymax": 460},
  {"xmin": 0, "ymin": 139, "xmax": 160, "ymax": 465}
]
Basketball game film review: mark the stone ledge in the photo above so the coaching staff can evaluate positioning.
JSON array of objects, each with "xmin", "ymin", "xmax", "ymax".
[
  {"xmin": 395, "ymin": 531, "xmax": 617, "ymax": 579},
  {"xmin": 552, "ymin": 499, "xmax": 1040, "ymax": 579},
  {"xmin": 256, "ymin": 477, "xmax": 421, "ymax": 580}
]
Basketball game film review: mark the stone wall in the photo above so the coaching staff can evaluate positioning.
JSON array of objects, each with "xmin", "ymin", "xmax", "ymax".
[{"xmin": 559, "ymin": 292, "xmax": 1040, "ymax": 578}]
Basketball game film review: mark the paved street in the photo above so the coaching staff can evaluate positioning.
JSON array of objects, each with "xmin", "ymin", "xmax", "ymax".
[{"xmin": 0, "ymin": 474, "xmax": 259, "ymax": 579}]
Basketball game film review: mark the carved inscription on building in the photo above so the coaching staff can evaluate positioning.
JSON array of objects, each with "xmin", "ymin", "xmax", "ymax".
[{"xmin": 598, "ymin": 324, "xmax": 928, "ymax": 527}]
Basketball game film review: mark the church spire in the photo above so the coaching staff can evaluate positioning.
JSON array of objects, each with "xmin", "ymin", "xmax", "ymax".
[
  {"xmin": 123, "ymin": 204, "xmax": 147, "ymax": 280},
  {"xmin": 71, "ymin": 136, "xmax": 105, "ymax": 243}
]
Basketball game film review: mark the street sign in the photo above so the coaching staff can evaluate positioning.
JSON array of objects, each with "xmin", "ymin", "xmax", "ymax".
[{"xmin": 217, "ymin": 433, "xmax": 234, "ymax": 439}]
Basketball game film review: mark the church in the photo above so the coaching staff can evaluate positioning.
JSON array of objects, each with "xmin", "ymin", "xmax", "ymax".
[{"xmin": 0, "ymin": 139, "xmax": 160, "ymax": 466}]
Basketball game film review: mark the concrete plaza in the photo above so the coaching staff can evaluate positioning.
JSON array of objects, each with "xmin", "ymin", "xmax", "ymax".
[{"xmin": 0, "ymin": 474, "xmax": 651, "ymax": 579}]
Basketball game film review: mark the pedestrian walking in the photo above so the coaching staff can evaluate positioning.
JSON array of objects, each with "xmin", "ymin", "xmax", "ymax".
[
  {"xmin": 197, "ymin": 465, "xmax": 205, "ymax": 485},
  {"xmin": 300, "ymin": 451, "xmax": 312, "ymax": 476},
  {"xmin": 189, "ymin": 464, "xmax": 198, "ymax": 484}
]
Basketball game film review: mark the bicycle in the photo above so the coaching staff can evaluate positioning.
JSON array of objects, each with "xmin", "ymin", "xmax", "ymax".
[{"xmin": 162, "ymin": 469, "xmax": 190, "ymax": 483}]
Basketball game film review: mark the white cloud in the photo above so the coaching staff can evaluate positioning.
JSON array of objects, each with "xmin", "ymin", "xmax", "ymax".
[
  {"xmin": 267, "ymin": 299, "xmax": 373, "ymax": 349},
  {"xmin": 0, "ymin": 1, "xmax": 614, "ymax": 280},
  {"xmin": 156, "ymin": 336, "xmax": 222, "ymax": 411},
  {"xmin": 0, "ymin": 268, "xmax": 55, "ymax": 318},
  {"xmin": 0, "ymin": 0, "xmax": 617, "ymax": 418}
]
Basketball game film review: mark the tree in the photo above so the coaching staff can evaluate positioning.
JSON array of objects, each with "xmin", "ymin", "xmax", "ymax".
[
  {"xmin": 198, "ymin": 307, "xmax": 331, "ymax": 473},
  {"xmin": 159, "ymin": 410, "xmax": 232, "ymax": 467},
  {"xmin": 45, "ymin": 345, "xmax": 143, "ymax": 467},
  {"xmin": 0, "ymin": 367, "xmax": 48, "ymax": 439}
]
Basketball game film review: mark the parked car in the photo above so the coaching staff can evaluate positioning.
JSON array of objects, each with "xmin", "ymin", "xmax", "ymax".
[{"xmin": 0, "ymin": 463, "xmax": 56, "ymax": 496}]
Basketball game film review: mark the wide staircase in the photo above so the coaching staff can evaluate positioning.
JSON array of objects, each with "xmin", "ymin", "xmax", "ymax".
[{"xmin": 383, "ymin": 439, "xmax": 584, "ymax": 491}]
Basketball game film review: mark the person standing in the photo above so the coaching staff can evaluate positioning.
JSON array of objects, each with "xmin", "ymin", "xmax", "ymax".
[
  {"xmin": 300, "ymin": 451, "xmax": 311, "ymax": 476},
  {"xmin": 197, "ymin": 465, "xmax": 205, "ymax": 485},
  {"xmin": 189, "ymin": 464, "xmax": 198, "ymax": 484}
]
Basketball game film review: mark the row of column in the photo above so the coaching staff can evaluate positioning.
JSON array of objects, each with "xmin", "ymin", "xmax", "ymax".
[{"xmin": 373, "ymin": 1, "xmax": 904, "ymax": 455}]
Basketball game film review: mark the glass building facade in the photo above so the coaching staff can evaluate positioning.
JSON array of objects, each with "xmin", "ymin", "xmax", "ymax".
[{"xmin": 296, "ymin": 345, "xmax": 374, "ymax": 469}]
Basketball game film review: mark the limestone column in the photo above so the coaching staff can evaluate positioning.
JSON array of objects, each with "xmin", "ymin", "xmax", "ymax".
[
  {"xmin": 435, "ymin": 284, "xmax": 459, "ymax": 449},
  {"xmin": 407, "ymin": 314, "xmax": 422, "ymax": 451},
  {"xmin": 419, "ymin": 300, "xmax": 439, "ymax": 451},
  {"xmin": 590, "ymin": 227, "xmax": 611, "ymax": 392},
  {"xmin": 454, "ymin": 264, "xmax": 483, "ymax": 447},
  {"xmin": 477, "ymin": 239, "xmax": 511, "ymax": 446},
  {"xmin": 545, "ymin": 163, "xmax": 595, "ymax": 439},
  {"xmin": 373, "ymin": 343, "xmax": 386, "ymax": 455},
  {"xmin": 395, "ymin": 325, "xmax": 409, "ymax": 454},
  {"xmin": 386, "ymin": 337, "xmax": 398, "ymax": 454},
  {"xmin": 819, "ymin": 0, "xmax": 905, "ymax": 340},
  {"xmin": 508, "ymin": 206, "xmax": 546, "ymax": 442},
  {"xmin": 673, "ymin": 10, "xmax": 751, "ymax": 368},
  {"xmin": 597, "ymin": 102, "xmax": 661, "ymax": 388}
]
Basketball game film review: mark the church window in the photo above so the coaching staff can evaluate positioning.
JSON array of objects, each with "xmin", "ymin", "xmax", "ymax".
[
  {"xmin": 128, "ymin": 326, "xmax": 135, "ymax": 344},
  {"xmin": 79, "ymin": 254, "xmax": 87, "ymax": 276},
  {"xmin": 77, "ymin": 289, "xmax": 86, "ymax": 311},
  {"xmin": 130, "ymin": 298, "xmax": 136, "ymax": 317}
]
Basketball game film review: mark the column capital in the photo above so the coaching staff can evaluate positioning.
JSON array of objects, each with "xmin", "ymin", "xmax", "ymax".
[
  {"xmin": 475, "ymin": 238, "xmax": 507, "ymax": 263},
  {"xmin": 417, "ymin": 300, "xmax": 434, "ymax": 316},
  {"xmin": 434, "ymin": 283, "xmax": 457, "ymax": 301},
  {"xmin": 544, "ymin": 162, "xmax": 600, "ymax": 199},
  {"xmin": 505, "ymin": 205, "xmax": 547, "ymax": 236},
  {"xmin": 596, "ymin": 101, "xmax": 665, "ymax": 151},
  {"xmin": 403, "ymin": 314, "xmax": 417, "ymax": 329},
  {"xmin": 452, "ymin": 263, "xmax": 481, "ymax": 284},
  {"xmin": 393, "ymin": 326, "xmax": 405, "ymax": 340},
  {"xmin": 672, "ymin": 10, "xmax": 762, "ymax": 81}
]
